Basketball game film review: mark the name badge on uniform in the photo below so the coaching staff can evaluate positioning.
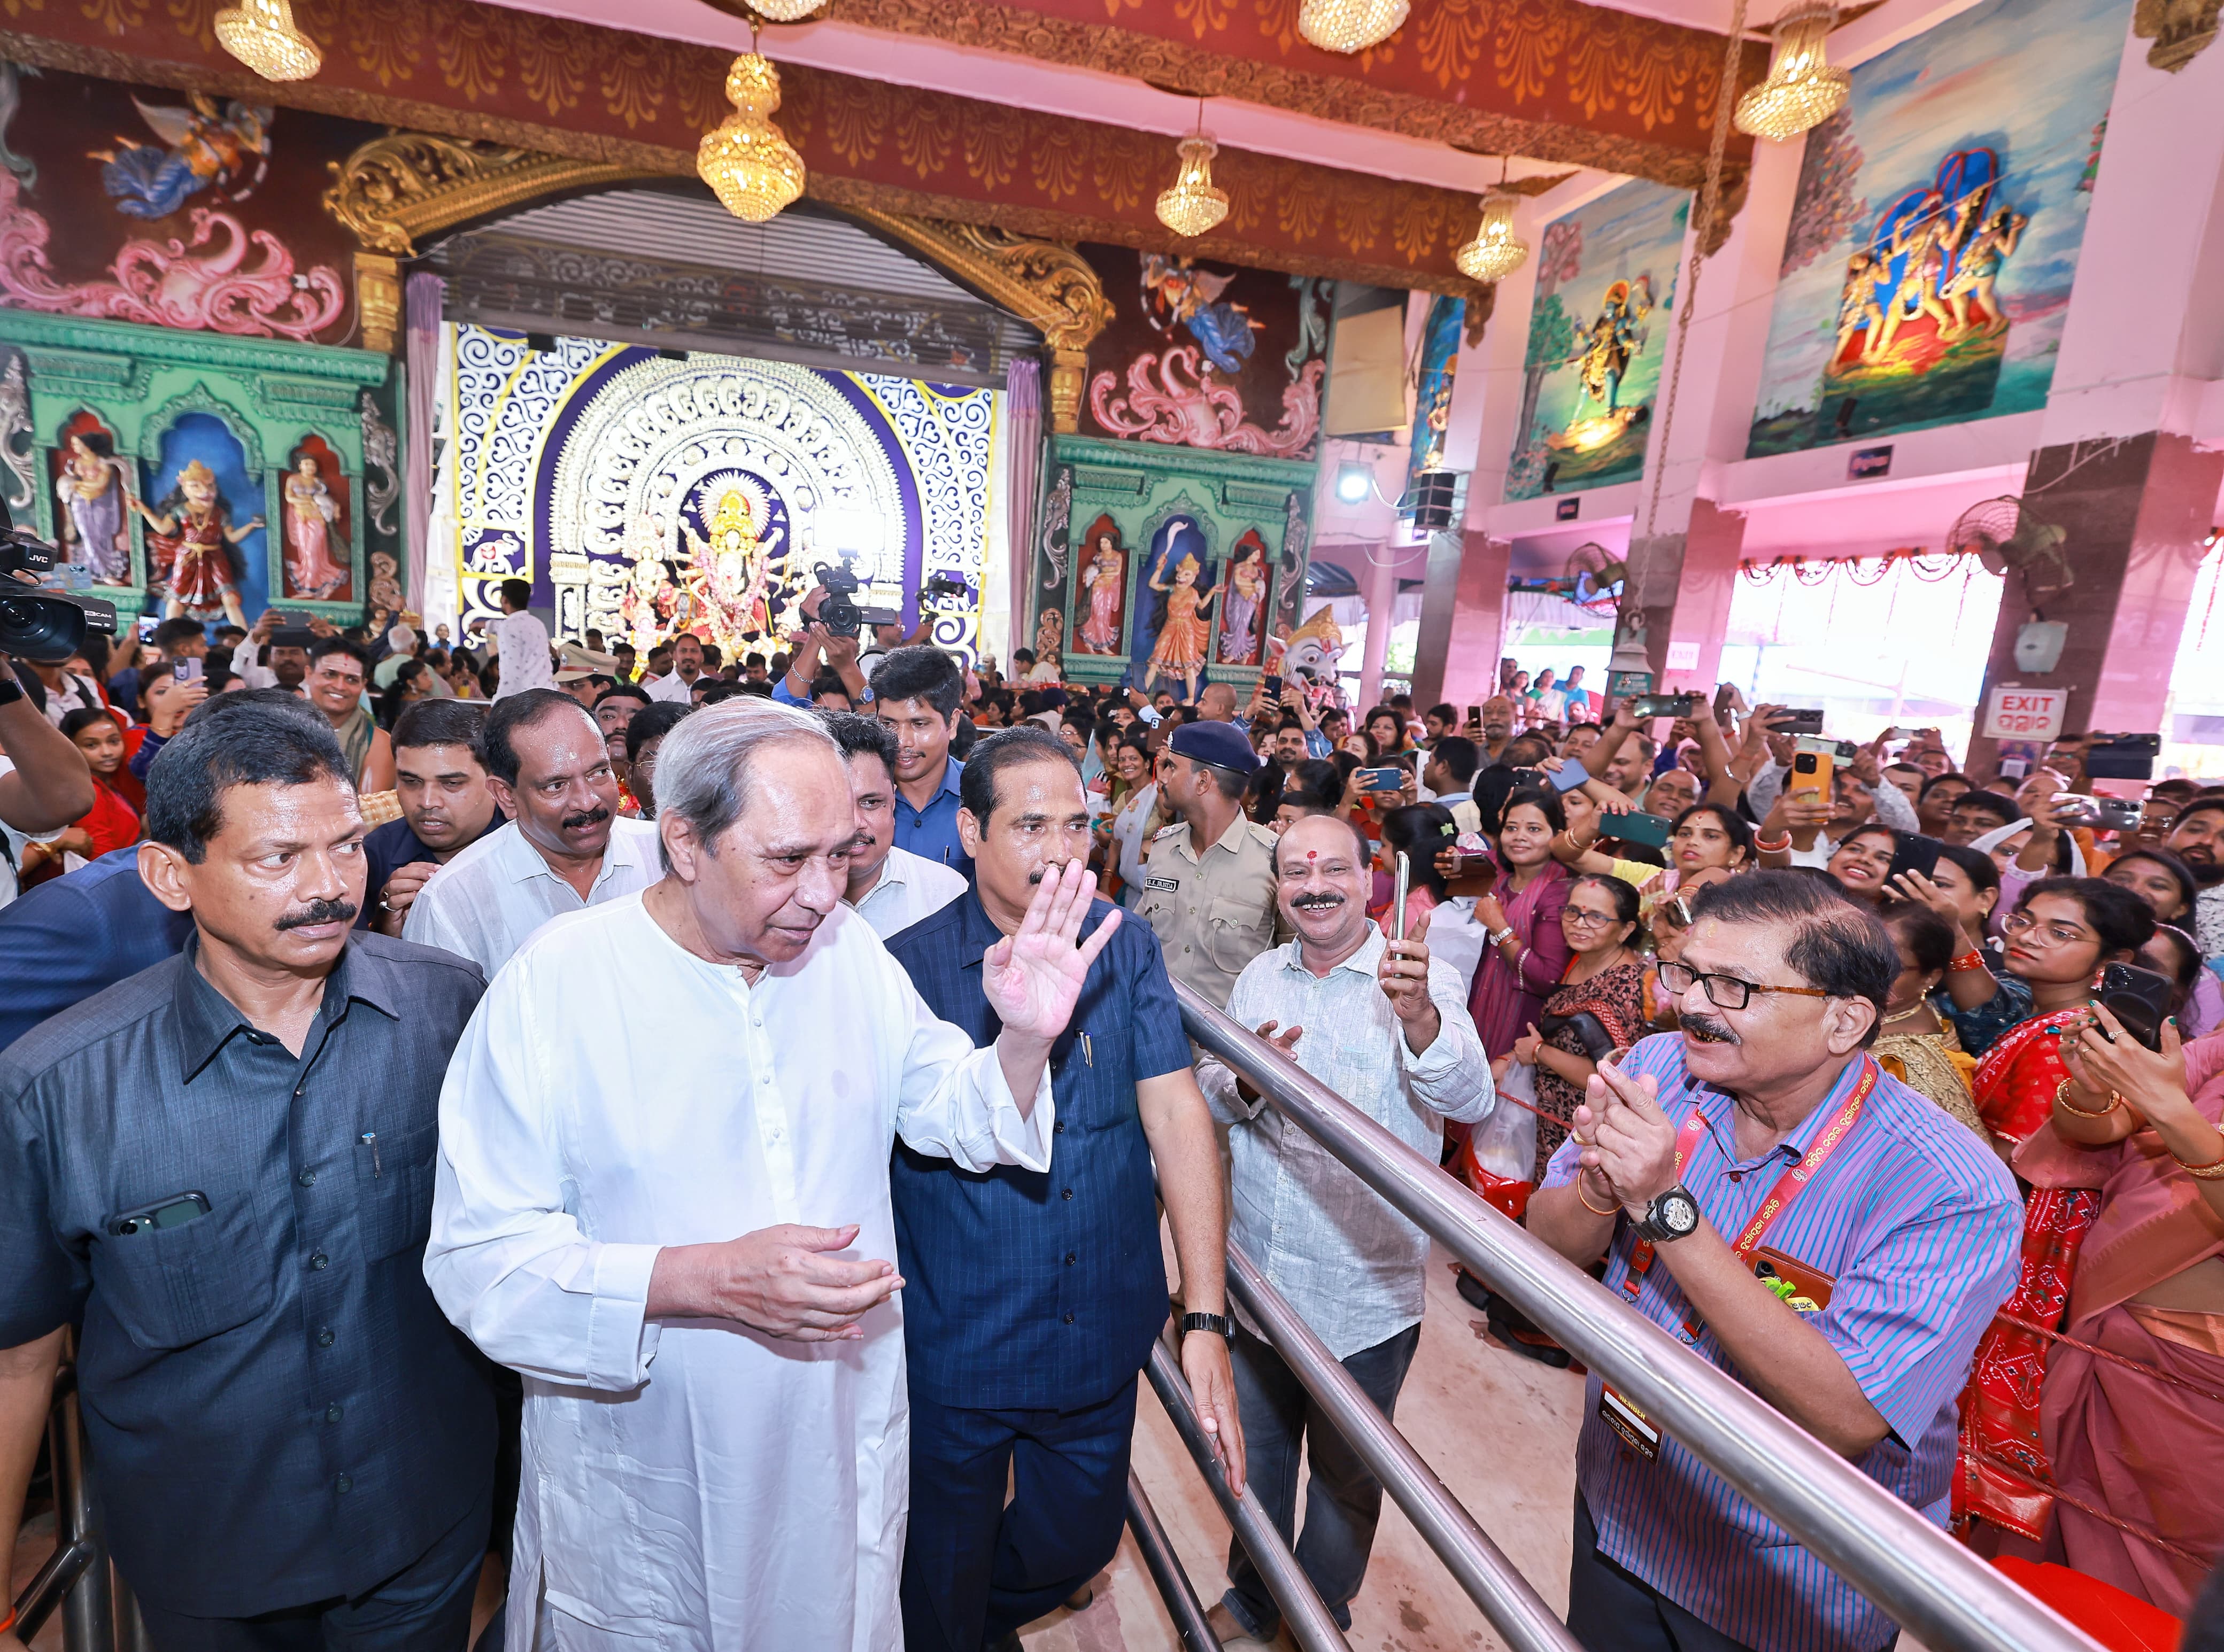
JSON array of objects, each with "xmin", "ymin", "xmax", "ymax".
[
  {"xmin": 1600, "ymin": 1384, "xmax": 1661, "ymax": 1462},
  {"xmin": 1146, "ymin": 876, "xmax": 1180, "ymax": 891}
]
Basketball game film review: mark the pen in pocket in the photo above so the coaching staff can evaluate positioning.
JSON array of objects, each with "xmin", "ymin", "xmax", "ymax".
[{"xmin": 361, "ymin": 1131, "xmax": 382, "ymax": 1177}]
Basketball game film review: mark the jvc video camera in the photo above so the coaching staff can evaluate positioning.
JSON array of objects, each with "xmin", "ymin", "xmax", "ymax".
[{"xmin": 0, "ymin": 499, "xmax": 119, "ymax": 663}]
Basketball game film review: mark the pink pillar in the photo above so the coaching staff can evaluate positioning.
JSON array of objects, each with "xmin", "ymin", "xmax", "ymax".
[
  {"xmin": 1412, "ymin": 529, "xmax": 1509, "ymax": 710},
  {"xmin": 1965, "ymin": 431, "xmax": 2223, "ymax": 777}
]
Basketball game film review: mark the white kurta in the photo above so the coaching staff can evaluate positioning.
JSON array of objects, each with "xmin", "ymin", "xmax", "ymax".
[{"xmin": 424, "ymin": 895, "xmax": 1055, "ymax": 1652}]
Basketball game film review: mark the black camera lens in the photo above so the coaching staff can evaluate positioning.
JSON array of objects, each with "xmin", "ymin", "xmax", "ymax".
[{"xmin": 0, "ymin": 588, "xmax": 118, "ymax": 663}]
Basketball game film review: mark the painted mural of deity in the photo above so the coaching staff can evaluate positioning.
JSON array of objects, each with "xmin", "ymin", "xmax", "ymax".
[
  {"xmin": 131, "ymin": 458, "xmax": 257, "ymax": 626},
  {"xmin": 1215, "ymin": 533, "xmax": 1270, "ymax": 667},
  {"xmin": 1146, "ymin": 553, "xmax": 1215, "ymax": 703},
  {"xmin": 53, "ymin": 429, "xmax": 135, "ymax": 584},
  {"xmin": 282, "ymin": 453, "xmax": 350, "ymax": 600},
  {"xmin": 1074, "ymin": 515, "xmax": 1126, "ymax": 655},
  {"xmin": 1140, "ymin": 255, "xmax": 1262, "ymax": 375},
  {"xmin": 677, "ymin": 482, "xmax": 789, "ymax": 654},
  {"xmin": 91, "ymin": 92, "xmax": 272, "ymax": 220}
]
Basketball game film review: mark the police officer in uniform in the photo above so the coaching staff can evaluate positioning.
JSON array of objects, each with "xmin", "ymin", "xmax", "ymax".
[{"xmin": 1136, "ymin": 719, "xmax": 1285, "ymax": 1010}]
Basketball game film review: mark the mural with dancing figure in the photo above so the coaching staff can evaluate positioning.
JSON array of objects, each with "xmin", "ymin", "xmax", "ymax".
[
  {"xmin": 1746, "ymin": 0, "xmax": 2125, "ymax": 455},
  {"xmin": 0, "ymin": 61, "xmax": 371, "ymax": 343},
  {"xmin": 1082, "ymin": 248, "xmax": 1329, "ymax": 459},
  {"xmin": 1215, "ymin": 530, "xmax": 1272, "ymax": 668},
  {"xmin": 133, "ymin": 416, "xmax": 267, "ymax": 628},
  {"xmin": 1072, "ymin": 514, "xmax": 1129, "ymax": 657},
  {"xmin": 1506, "ymin": 180, "xmax": 1688, "ymax": 501},
  {"xmin": 50, "ymin": 415, "xmax": 135, "ymax": 585},
  {"xmin": 1130, "ymin": 514, "xmax": 1217, "ymax": 702}
]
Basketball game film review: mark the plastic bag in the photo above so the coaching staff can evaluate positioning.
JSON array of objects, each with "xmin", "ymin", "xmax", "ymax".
[{"xmin": 1451, "ymin": 1061, "xmax": 1539, "ymax": 1220}]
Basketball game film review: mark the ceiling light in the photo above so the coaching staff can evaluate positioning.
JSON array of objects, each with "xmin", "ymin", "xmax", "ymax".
[
  {"xmin": 213, "ymin": 0, "xmax": 321, "ymax": 81},
  {"xmin": 1298, "ymin": 0, "xmax": 1411, "ymax": 53},
  {"xmin": 747, "ymin": 0, "xmax": 829, "ymax": 18},
  {"xmin": 1455, "ymin": 158, "xmax": 1529, "ymax": 284},
  {"xmin": 1335, "ymin": 462, "xmax": 1373, "ymax": 504},
  {"xmin": 1156, "ymin": 102, "xmax": 1230, "ymax": 239},
  {"xmin": 697, "ymin": 53, "xmax": 807, "ymax": 223},
  {"xmin": 1735, "ymin": 3, "xmax": 1850, "ymax": 143}
]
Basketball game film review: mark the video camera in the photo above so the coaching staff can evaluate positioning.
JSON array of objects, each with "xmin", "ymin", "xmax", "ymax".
[
  {"xmin": 813, "ymin": 559, "xmax": 901, "ymax": 641},
  {"xmin": 0, "ymin": 499, "xmax": 119, "ymax": 663}
]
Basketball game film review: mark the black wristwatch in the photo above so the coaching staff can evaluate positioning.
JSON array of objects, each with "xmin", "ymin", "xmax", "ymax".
[
  {"xmin": 1180, "ymin": 1311, "xmax": 1234, "ymax": 1340},
  {"xmin": 1634, "ymin": 1184, "xmax": 1701, "ymax": 1245}
]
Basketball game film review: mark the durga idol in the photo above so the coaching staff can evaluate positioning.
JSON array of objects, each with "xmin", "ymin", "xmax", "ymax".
[{"xmin": 132, "ymin": 458, "xmax": 260, "ymax": 627}]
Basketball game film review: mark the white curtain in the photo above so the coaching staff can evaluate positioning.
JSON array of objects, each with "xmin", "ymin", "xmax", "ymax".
[
  {"xmin": 1002, "ymin": 357, "xmax": 1042, "ymax": 666},
  {"xmin": 403, "ymin": 273, "xmax": 444, "ymax": 619}
]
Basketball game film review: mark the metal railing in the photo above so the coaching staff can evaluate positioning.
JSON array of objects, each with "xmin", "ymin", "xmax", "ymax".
[
  {"xmin": 12, "ymin": 1365, "xmax": 116, "ymax": 1652},
  {"xmin": 1174, "ymin": 980, "xmax": 2106, "ymax": 1652}
]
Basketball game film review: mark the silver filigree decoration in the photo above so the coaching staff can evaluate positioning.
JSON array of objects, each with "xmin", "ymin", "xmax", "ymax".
[
  {"xmin": 0, "ymin": 353, "xmax": 32, "ymax": 512},
  {"xmin": 359, "ymin": 388, "xmax": 400, "ymax": 539},
  {"xmin": 1039, "ymin": 464, "xmax": 1072, "ymax": 590}
]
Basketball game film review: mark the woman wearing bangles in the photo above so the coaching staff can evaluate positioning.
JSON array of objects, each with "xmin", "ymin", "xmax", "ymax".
[
  {"xmin": 1503, "ymin": 874, "xmax": 1646, "ymax": 1183},
  {"xmin": 1950, "ymin": 880, "xmax": 2154, "ymax": 1562},
  {"xmin": 2021, "ymin": 1007, "xmax": 2224, "ymax": 1616},
  {"xmin": 1466, "ymin": 787, "xmax": 1573, "ymax": 1064}
]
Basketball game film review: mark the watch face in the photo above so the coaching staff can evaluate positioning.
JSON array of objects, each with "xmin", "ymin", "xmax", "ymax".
[{"xmin": 1659, "ymin": 1190, "xmax": 1700, "ymax": 1237}]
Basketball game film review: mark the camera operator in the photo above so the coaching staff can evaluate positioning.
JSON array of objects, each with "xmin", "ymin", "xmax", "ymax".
[
  {"xmin": 776, "ymin": 584, "xmax": 871, "ymax": 708},
  {"xmin": 0, "ymin": 652, "xmax": 97, "ymax": 910}
]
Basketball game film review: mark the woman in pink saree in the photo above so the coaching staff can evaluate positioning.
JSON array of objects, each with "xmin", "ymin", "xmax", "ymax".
[{"xmin": 2030, "ymin": 1010, "xmax": 2224, "ymax": 1616}]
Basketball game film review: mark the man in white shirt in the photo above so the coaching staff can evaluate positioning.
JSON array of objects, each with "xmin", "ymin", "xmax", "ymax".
[
  {"xmin": 404, "ymin": 688, "xmax": 658, "ymax": 976},
  {"xmin": 469, "ymin": 579, "xmax": 553, "ymax": 701},
  {"xmin": 643, "ymin": 633, "xmax": 707, "ymax": 705},
  {"xmin": 823, "ymin": 710, "xmax": 963, "ymax": 939},
  {"xmin": 1196, "ymin": 811, "xmax": 1494, "ymax": 1645},
  {"xmin": 424, "ymin": 699, "xmax": 1119, "ymax": 1652}
]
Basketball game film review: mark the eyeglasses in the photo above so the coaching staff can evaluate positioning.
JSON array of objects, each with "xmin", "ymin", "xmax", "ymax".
[
  {"xmin": 2001, "ymin": 911, "xmax": 2094, "ymax": 948},
  {"xmin": 1655, "ymin": 959, "xmax": 1833, "ymax": 1012},
  {"xmin": 1562, "ymin": 908, "xmax": 1623, "ymax": 930}
]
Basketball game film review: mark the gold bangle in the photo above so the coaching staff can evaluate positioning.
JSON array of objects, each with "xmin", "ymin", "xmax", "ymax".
[
  {"xmin": 2054, "ymin": 1078, "xmax": 2121, "ymax": 1118},
  {"xmin": 2172, "ymin": 1130, "xmax": 2224, "ymax": 1180},
  {"xmin": 1576, "ymin": 1176, "xmax": 1620, "ymax": 1218}
]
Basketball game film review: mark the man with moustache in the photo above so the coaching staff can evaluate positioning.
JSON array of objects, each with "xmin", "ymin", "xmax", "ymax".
[
  {"xmin": 1195, "ymin": 812, "xmax": 1493, "ymax": 1646},
  {"xmin": 882, "ymin": 726, "xmax": 1238, "ymax": 1652},
  {"xmin": 0, "ymin": 696, "xmax": 496, "ymax": 1650},
  {"xmin": 361, "ymin": 699, "xmax": 501, "ymax": 937},
  {"xmin": 1476, "ymin": 695, "xmax": 1516, "ymax": 765},
  {"xmin": 403, "ymin": 688, "xmax": 659, "ymax": 977},
  {"xmin": 822, "ymin": 710, "xmax": 964, "ymax": 939},
  {"xmin": 2164, "ymin": 796, "xmax": 2224, "ymax": 958},
  {"xmin": 644, "ymin": 631, "xmax": 709, "ymax": 706},
  {"xmin": 1528, "ymin": 873, "xmax": 2019, "ymax": 1652},
  {"xmin": 426, "ymin": 701, "xmax": 1115, "ymax": 1649}
]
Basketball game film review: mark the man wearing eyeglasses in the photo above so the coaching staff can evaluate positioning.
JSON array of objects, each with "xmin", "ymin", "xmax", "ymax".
[{"xmin": 1528, "ymin": 872, "xmax": 2020, "ymax": 1652}]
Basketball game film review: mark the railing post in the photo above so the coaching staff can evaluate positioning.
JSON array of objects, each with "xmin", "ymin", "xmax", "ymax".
[
  {"xmin": 50, "ymin": 1382, "xmax": 113, "ymax": 1652},
  {"xmin": 1122, "ymin": 1471, "xmax": 1219, "ymax": 1652}
]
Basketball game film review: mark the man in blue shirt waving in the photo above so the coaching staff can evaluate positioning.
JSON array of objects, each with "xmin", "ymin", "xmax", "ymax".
[{"xmin": 883, "ymin": 725, "xmax": 1241, "ymax": 1652}]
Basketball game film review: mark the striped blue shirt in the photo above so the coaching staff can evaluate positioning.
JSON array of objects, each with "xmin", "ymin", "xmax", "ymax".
[{"xmin": 1541, "ymin": 1033, "xmax": 2020, "ymax": 1652}]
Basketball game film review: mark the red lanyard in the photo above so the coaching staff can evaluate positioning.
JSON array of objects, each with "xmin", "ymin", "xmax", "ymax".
[{"xmin": 1617, "ymin": 1058, "xmax": 1878, "ymax": 1344}]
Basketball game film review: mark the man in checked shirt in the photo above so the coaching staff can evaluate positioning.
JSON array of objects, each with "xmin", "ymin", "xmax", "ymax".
[
  {"xmin": 1531, "ymin": 872, "xmax": 2019, "ymax": 1652},
  {"xmin": 1194, "ymin": 811, "xmax": 1496, "ymax": 1645}
]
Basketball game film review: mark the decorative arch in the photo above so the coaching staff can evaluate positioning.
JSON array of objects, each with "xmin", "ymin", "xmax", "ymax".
[{"xmin": 321, "ymin": 131, "xmax": 1111, "ymax": 430}]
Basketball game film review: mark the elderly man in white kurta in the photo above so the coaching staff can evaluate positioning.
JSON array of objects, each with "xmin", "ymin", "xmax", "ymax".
[{"xmin": 424, "ymin": 700, "xmax": 1119, "ymax": 1651}]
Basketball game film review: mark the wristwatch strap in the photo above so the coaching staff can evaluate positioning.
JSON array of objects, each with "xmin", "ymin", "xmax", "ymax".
[
  {"xmin": 0, "ymin": 669, "xmax": 22, "ymax": 708},
  {"xmin": 1180, "ymin": 1310, "xmax": 1235, "ymax": 1340}
]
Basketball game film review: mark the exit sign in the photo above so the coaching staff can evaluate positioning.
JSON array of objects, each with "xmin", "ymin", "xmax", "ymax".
[{"xmin": 1981, "ymin": 685, "xmax": 2067, "ymax": 741}]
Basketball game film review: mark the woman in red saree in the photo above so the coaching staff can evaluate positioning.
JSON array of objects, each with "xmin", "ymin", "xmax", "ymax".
[
  {"xmin": 1956, "ymin": 880, "xmax": 2156, "ymax": 1551},
  {"xmin": 2030, "ymin": 1012, "xmax": 2224, "ymax": 1615}
]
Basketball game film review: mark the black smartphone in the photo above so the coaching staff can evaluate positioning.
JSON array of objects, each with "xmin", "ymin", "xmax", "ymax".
[
  {"xmin": 1630, "ymin": 694, "xmax": 1700, "ymax": 720},
  {"xmin": 2085, "ymin": 734, "xmax": 2160, "ymax": 781},
  {"xmin": 1779, "ymin": 708, "xmax": 1826, "ymax": 735},
  {"xmin": 1887, "ymin": 832, "xmax": 1942, "ymax": 885},
  {"xmin": 1606, "ymin": 811, "xmax": 1674, "ymax": 849},
  {"xmin": 1261, "ymin": 673, "xmax": 1283, "ymax": 699},
  {"xmin": 269, "ymin": 626, "xmax": 316, "ymax": 648},
  {"xmin": 2097, "ymin": 963, "xmax": 2174, "ymax": 1051},
  {"xmin": 107, "ymin": 1191, "xmax": 212, "ymax": 1237}
]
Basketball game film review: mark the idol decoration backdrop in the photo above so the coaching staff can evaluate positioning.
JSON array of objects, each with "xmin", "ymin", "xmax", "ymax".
[
  {"xmin": 1746, "ymin": 0, "xmax": 2124, "ymax": 456},
  {"xmin": 1505, "ymin": 180, "xmax": 1689, "ymax": 501},
  {"xmin": 441, "ymin": 324, "xmax": 996, "ymax": 664},
  {"xmin": 0, "ymin": 61, "xmax": 398, "ymax": 623}
]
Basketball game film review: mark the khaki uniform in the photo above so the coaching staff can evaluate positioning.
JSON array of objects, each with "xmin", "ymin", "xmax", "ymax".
[{"xmin": 1137, "ymin": 812, "xmax": 1286, "ymax": 1010}]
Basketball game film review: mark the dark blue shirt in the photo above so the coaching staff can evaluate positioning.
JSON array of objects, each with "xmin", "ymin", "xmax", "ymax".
[
  {"xmin": 355, "ymin": 812, "xmax": 503, "ymax": 930},
  {"xmin": 893, "ymin": 755, "xmax": 972, "ymax": 882},
  {"xmin": 884, "ymin": 889, "xmax": 1191, "ymax": 1408},
  {"xmin": 0, "ymin": 847, "xmax": 193, "ymax": 1051},
  {"xmin": 0, "ymin": 933, "xmax": 497, "ymax": 1616}
]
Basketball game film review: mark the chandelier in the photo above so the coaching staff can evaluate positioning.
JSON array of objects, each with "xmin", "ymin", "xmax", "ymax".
[
  {"xmin": 743, "ymin": 0, "xmax": 828, "ymax": 18},
  {"xmin": 1156, "ymin": 102, "xmax": 1230, "ymax": 238},
  {"xmin": 213, "ymin": 0, "xmax": 322, "ymax": 81},
  {"xmin": 1298, "ymin": 0, "xmax": 1411, "ymax": 53},
  {"xmin": 698, "ymin": 53, "xmax": 807, "ymax": 222},
  {"xmin": 1454, "ymin": 158, "xmax": 1528, "ymax": 283},
  {"xmin": 1735, "ymin": 3, "xmax": 1849, "ymax": 142}
]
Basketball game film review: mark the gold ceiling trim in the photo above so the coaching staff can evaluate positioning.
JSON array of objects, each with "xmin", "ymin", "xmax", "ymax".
[
  {"xmin": 823, "ymin": 0, "xmax": 1731, "ymax": 192},
  {"xmin": 325, "ymin": 134, "xmax": 663, "ymax": 258},
  {"xmin": 2133, "ymin": 0, "xmax": 2220, "ymax": 69},
  {"xmin": 844, "ymin": 209, "xmax": 1114, "ymax": 430}
]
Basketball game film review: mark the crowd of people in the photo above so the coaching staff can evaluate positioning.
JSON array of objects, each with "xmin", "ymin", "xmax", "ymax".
[{"xmin": 2, "ymin": 583, "xmax": 2222, "ymax": 1652}]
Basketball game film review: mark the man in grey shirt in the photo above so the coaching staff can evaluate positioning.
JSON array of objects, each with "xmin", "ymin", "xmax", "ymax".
[{"xmin": 1195, "ymin": 812, "xmax": 1493, "ymax": 1645}]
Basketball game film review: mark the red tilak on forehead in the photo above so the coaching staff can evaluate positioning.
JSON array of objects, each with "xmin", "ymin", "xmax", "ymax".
[{"xmin": 1306, "ymin": 850, "xmax": 1318, "ymax": 862}]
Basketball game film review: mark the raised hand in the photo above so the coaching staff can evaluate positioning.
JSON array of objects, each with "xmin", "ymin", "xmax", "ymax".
[
  {"xmin": 1235, "ymin": 1019, "xmax": 1304, "ymax": 1105},
  {"xmin": 1378, "ymin": 908, "xmax": 1439, "ymax": 1046},
  {"xmin": 982, "ymin": 858, "xmax": 1120, "ymax": 1045},
  {"xmin": 1581, "ymin": 1061, "xmax": 1679, "ymax": 1217}
]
